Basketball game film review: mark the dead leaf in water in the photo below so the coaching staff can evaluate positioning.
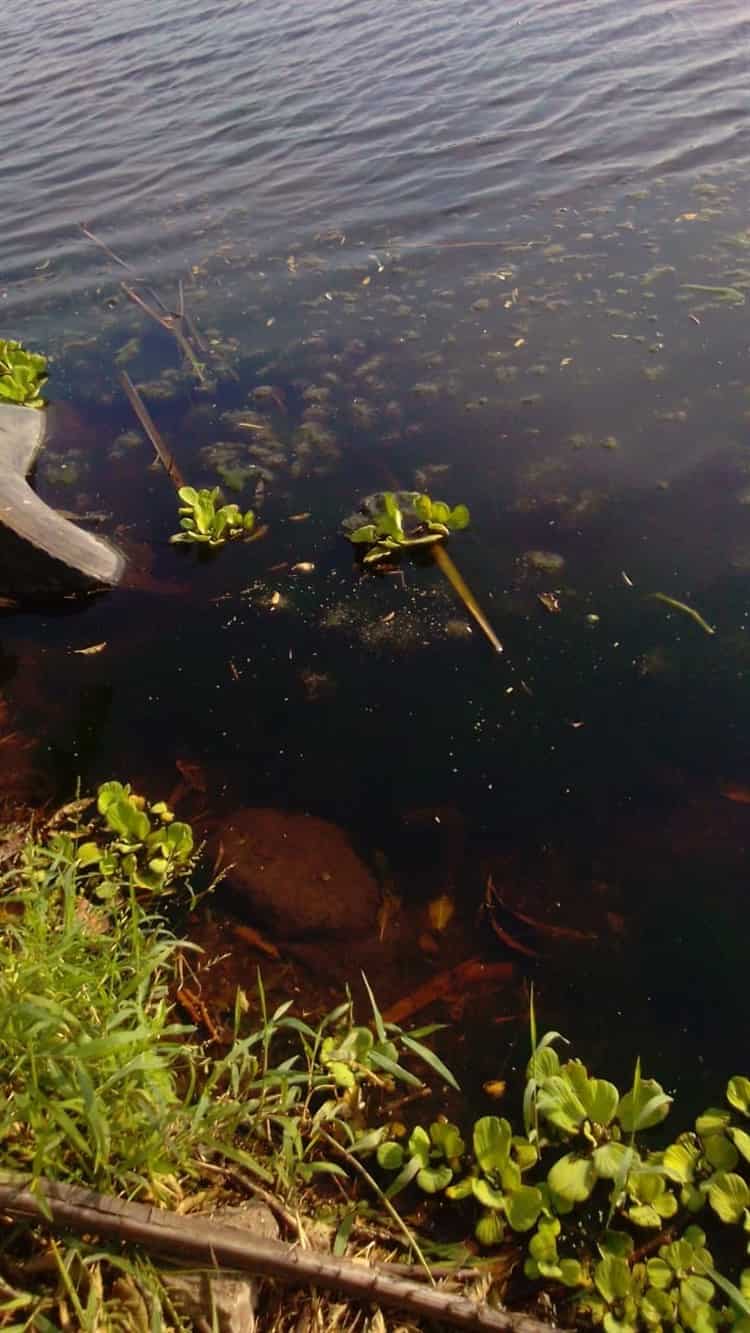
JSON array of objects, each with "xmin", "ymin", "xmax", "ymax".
[
  {"xmin": 721, "ymin": 783, "xmax": 750, "ymax": 805},
  {"xmin": 73, "ymin": 642, "xmax": 107, "ymax": 655},
  {"xmin": 383, "ymin": 958, "xmax": 514, "ymax": 1025},
  {"xmin": 377, "ymin": 890, "xmax": 402, "ymax": 943},
  {"xmin": 428, "ymin": 893, "xmax": 455, "ymax": 932},
  {"xmin": 483, "ymin": 1079, "xmax": 507, "ymax": 1100},
  {"xmin": 175, "ymin": 758, "xmax": 207, "ymax": 792},
  {"xmin": 233, "ymin": 923, "xmax": 280, "ymax": 959}
]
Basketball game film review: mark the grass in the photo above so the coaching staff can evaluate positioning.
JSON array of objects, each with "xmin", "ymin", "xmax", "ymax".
[{"xmin": 0, "ymin": 786, "xmax": 458, "ymax": 1330}]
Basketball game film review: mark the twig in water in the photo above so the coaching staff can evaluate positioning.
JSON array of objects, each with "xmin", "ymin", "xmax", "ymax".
[
  {"xmin": 119, "ymin": 372, "xmax": 186, "ymax": 491},
  {"xmin": 648, "ymin": 592, "xmax": 715, "ymax": 636},
  {"xmin": 79, "ymin": 222, "xmax": 207, "ymax": 381}
]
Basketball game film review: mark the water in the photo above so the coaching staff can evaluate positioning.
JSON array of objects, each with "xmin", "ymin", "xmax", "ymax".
[{"xmin": 3, "ymin": 0, "xmax": 750, "ymax": 1106}]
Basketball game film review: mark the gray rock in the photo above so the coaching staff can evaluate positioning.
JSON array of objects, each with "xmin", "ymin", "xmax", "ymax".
[
  {"xmin": 0, "ymin": 404, "xmax": 124, "ymax": 603},
  {"xmin": 162, "ymin": 1203, "xmax": 278, "ymax": 1333}
]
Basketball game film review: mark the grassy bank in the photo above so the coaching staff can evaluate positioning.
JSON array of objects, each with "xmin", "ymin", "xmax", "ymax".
[{"xmin": 3, "ymin": 784, "xmax": 750, "ymax": 1333}]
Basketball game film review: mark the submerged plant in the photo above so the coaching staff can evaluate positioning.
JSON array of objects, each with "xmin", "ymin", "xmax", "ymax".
[
  {"xmin": 0, "ymin": 338, "xmax": 48, "ymax": 408},
  {"xmin": 170, "ymin": 484, "xmax": 256, "ymax": 547},
  {"xmin": 343, "ymin": 490, "xmax": 469, "ymax": 566}
]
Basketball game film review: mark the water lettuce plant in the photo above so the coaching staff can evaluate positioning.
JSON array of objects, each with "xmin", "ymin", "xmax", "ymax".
[
  {"xmin": 170, "ymin": 484, "xmax": 256, "ymax": 547},
  {"xmin": 0, "ymin": 338, "xmax": 48, "ymax": 408},
  {"xmin": 342, "ymin": 488, "xmax": 504, "ymax": 653},
  {"xmin": 343, "ymin": 490, "xmax": 470, "ymax": 567},
  {"xmin": 371, "ymin": 1028, "xmax": 750, "ymax": 1331}
]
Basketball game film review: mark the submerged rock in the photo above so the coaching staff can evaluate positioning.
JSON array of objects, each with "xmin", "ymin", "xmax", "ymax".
[{"xmin": 219, "ymin": 808, "xmax": 380, "ymax": 938}]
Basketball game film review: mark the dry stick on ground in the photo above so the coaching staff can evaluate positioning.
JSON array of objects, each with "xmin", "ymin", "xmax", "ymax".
[
  {"xmin": 0, "ymin": 1177, "xmax": 561, "ymax": 1333},
  {"xmin": 119, "ymin": 372, "xmax": 186, "ymax": 491}
]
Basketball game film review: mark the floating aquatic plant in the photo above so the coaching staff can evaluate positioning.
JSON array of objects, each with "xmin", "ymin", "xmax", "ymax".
[
  {"xmin": 343, "ymin": 491, "xmax": 503, "ymax": 653},
  {"xmin": 343, "ymin": 491, "xmax": 470, "ymax": 567},
  {"xmin": 170, "ymin": 485, "xmax": 256, "ymax": 547},
  {"xmin": 0, "ymin": 339, "xmax": 48, "ymax": 408}
]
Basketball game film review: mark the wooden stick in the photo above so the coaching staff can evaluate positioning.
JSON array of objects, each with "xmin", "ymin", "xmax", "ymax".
[
  {"xmin": 0, "ymin": 1175, "xmax": 560, "ymax": 1333},
  {"xmin": 118, "ymin": 372, "xmax": 186, "ymax": 491},
  {"xmin": 120, "ymin": 283, "xmax": 207, "ymax": 383},
  {"xmin": 432, "ymin": 543, "xmax": 504, "ymax": 654},
  {"xmin": 79, "ymin": 223, "xmax": 207, "ymax": 381}
]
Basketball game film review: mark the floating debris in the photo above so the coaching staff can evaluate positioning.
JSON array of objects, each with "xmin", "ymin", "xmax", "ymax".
[
  {"xmin": 648, "ymin": 592, "xmax": 716, "ymax": 636},
  {"xmin": 522, "ymin": 550, "xmax": 566, "ymax": 574}
]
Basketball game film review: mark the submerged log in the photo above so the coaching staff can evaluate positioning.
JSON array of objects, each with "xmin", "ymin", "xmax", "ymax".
[{"xmin": 0, "ymin": 404, "xmax": 124, "ymax": 603}]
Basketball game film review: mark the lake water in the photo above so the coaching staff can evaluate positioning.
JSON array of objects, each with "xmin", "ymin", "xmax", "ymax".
[{"xmin": 3, "ymin": 0, "xmax": 750, "ymax": 1105}]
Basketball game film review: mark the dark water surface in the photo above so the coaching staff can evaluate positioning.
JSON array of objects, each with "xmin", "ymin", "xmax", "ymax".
[{"xmin": 4, "ymin": 0, "xmax": 750, "ymax": 1103}]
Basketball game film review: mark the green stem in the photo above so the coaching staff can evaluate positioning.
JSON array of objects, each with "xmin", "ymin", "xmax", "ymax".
[{"xmin": 432, "ymin": 544, "xmax": 503, "ymax": 654}]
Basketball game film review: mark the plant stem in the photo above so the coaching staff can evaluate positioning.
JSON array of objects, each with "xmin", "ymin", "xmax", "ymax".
[{"xmin": 432, "ymin": 543, "xmax": 504, "ymax": 654}]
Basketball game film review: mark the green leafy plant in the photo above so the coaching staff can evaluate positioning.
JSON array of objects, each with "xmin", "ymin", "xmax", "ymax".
[
  {"xmin": 0, "ymin": 795, "xmax": 465, "ymax": 1325},
  {"xmin": 372, "ymin": 1022, "xmax": 750, "ymax": 1332},
  {"xmin": 343, "ymin": 490, "xmax": 470, "ymax": 566},
  {"xmin": 0, "ymin": 338, "xmax": 48, "ymax": 408},
  {"xmin": 22, "ymin": 780, "xmax": 196, "ymax": 898},
  {"xmin": 170, "ymin": 484, "xmax": 256, "ymax": 547}
]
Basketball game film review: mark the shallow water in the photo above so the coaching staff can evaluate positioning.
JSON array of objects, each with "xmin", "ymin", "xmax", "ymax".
[{"xmin": 3, "ymin": 0, "xmax": 750, "ymax": 1105}]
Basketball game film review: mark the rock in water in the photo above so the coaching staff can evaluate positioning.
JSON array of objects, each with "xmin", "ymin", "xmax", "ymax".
[
  {"xmin": 219, "ymin": 808, "xmax": 380, "ymax": 937},
  {"xmin": 0, "ymin": 404, "xmax": 124, "ymax": 602}
]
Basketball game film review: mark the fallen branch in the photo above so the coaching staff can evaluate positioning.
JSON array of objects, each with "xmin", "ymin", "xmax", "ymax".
[
  {"xmin": 119, "ymin": 372, "xmax": 186, "ymax": 491},
  {"xmin": 0, "ymin": 1174, "xmax": 560, "ymax": 1333},
  {"xmin": 79, "ymin": 222, "xmax": 207, "ymax": 381}
]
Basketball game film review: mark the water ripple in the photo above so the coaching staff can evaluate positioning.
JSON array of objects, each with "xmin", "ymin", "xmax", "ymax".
[{"xmin": 2, "ymin": 0, "xmax": 749, "ymax": 303}]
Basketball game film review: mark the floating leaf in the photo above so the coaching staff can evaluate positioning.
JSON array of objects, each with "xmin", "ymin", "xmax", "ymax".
[
  {"xmin": 416, "ymin": 1164, "xmax": 453, "ymax": 1194},
  {"xmin": 548, "ymin": 1152, "xmax": 596, "ymax": 1203},
  {"xmin": 628, "ymin": 1203, "xmax": 662, "ymax": 1228},
  {"xmin": 696, "ymin": 1107, "xmax": 731, "ymax": 1136},
  {"xmin": 473, "ymin": 1177, "xmax": 506, "ymax": 1210},
  {"xmin": 427, "ymin": 894, "xmax": 454, "ymax": 932},
  {"xmin": 376, "ymin": 1142, "xmax": 404, "ymax": 1171},
  {"xmin": 595, "ymin": 1254, "xmax": 633, "ymax": 1303},
  {"xmin": 444, "ymin": 1173, "xmax": 474, "ymax": 1205},
  {"xmin": 430, "ymin": 1121, "xmax": 465, "ymax": 1163},
  {"xmin": 559, "ymin": 1259, "xmax": 586, "ymax": 1288},
  {"xmin": 647, "ymin": 1258, "xmax": 674, "ymax": 1290},
  {"xmin": 505, "ymin": 1185, "xmax": 544, "ymax": 1231},
  {"xmin": 593, "ymin": 1142, "xmax": 637, "ymax": 1180},
  {"xmin": 730, "ymin": 1128, "xmax": 750, "ymax": 1164},
  {"xmin": 475, "ymin": 1210, "xmax": 505, "ymax": 1247},
  {"xmin": 599, "ymin": 1231, "xmax": 635, "ymax": 1258},
  {"xmin": 703, "ymin": 1133, "xmax": 739, "ymax": 1172},
  {"xmin": 728, "ymin": 1077, "xmax": 750, "ymax": 1117},
  {"xmin": 664, "ymin": 1138, "xmax": 701, "ymax": 1184},
  {"xmin": 445, "ymin": 1175, "xmax": 475, "ymax": 1200},
  {"xmin": 473, "ymin": 1116, "xmax": 512, "ymax": 1174},
  {"xmin": 707, "ymin": 1171, "xmax": 750, "ymax": 1223},
  {"xmin": 618, "ymin": 1077, "xmax": 672, "ymax": 1132},
  {"xmin": 448, "ymin": 503, "xmax": 470, "ymax": 531}
]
